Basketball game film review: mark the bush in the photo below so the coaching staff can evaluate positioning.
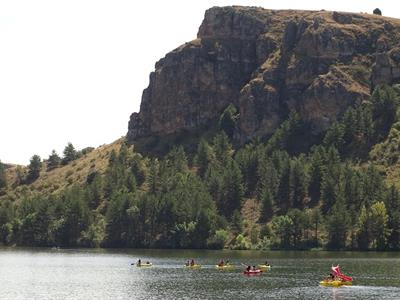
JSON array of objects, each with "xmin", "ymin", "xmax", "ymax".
[
  {"xmin": 207, "ymin": 229, "xmax": 228, "ymax": 249},
  {"xmin": 231, "ymin": 234, "xmax": 250, "ymax": 250}
]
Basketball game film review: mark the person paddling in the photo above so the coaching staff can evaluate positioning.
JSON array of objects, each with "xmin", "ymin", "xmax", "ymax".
[{"xmin": 137, "ymin": 259, "xmax": 141, "ymax": 267}]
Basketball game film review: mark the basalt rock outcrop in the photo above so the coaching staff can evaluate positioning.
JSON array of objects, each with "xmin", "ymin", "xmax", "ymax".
[{"xmin": 127, "ymin": 6, "xmax": 400, "ymax": 144}]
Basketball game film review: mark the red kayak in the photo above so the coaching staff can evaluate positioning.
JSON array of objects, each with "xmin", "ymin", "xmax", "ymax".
[{"xmin": 243, "ymin": 269, "xmax": 262, "ymax": 275}]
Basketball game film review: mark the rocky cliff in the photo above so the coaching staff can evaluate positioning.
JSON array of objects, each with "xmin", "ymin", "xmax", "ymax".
[{"xmin": 127, "ymin": 6, "xmax": 400, "ymax": 144}]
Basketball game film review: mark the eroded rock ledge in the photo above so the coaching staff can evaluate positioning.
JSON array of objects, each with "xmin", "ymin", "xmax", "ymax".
[{"xmin": 127, "ymin": 6, "xmax": 400, "ymax": 144}]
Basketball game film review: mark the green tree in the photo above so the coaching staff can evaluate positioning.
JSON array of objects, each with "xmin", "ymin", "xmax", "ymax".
[
  {"xmin": 219, "ymin": 104, "xmax": 238, "ymax": 139},
  {"xmin": 287, "ymin": 209, "xmax": 306, "ymax": 248},
  {"xmin": 62, "ymin": 142, "xmax": 78, "ymax": 165},
  {"xmin": 147, "ymin": 158, "xmax": 160, "ymax": 194},
  {"xmin": 207, "ymin": 229, "xmax": 228, "ymax": 249},
  {"xmin": 26, "ymin": 155, "xmax": 42, "ymax": 183},
  {"xmin": 323, "ymin": 122, "xmax": 345, "ymax": 153},
  {"xmin": 213, "ymin": 132, "xmax": 232, "ymax": 164},
  {"xmin": 309, "ymin": 207, "xmax": 323, "ymax": 247},
  {"xmin": 222, "ymin": 159, "xmax": 244, "ymax": 218},
  {"xmin": 194, "ymin": 139, "xmax": 214, "ymax": 179},
  {"xmin": 289, "ymin": 156, "xmax": 309, "ymax": 209},
  {"xmin": 0, "ymin": 160, "xmax": 7, "ymax": 190},
  {"xmin": 260, "ymin": 187, "xmax": 274, "ymax": 221},
  {"xmin": 47, "ymin": 150, "xmax": 61, "ymax": 171},
  {"xmin": 321, "ymin": 164, "xmax": 341, "ymax": 214},
  {"xmin": 371, "ymin": 85, "xmax": 399, "ymax": 141},
  {"xmin": 384, "ymin": 185, "xmax": 400, "ymax": 249},
  {"xmin": 272, "ymin": 215, "xmax": 293, "ymax": 248},
  {"xmin": 308, "ymin": 146, "xmax": 325, "ymax": 205},
  {"xmin": 369, "ymin": 201, "xmax": 390, "ymax": 250},
  {"xmin": 356, "ymin": 205, "xmax": 370, "ymax": 250},
  {"xmin": 326, "ymin": 191, "xmax": 350, "ymax": 249}
]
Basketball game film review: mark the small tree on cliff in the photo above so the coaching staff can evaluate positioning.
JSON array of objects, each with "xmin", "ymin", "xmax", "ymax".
[{"xmin": 219, "ymin": 104, "xmax": 239, "ymax": 139}]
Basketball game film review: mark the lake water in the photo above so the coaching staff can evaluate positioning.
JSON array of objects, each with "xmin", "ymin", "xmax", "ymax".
[{"xmin": 0, "ymin": 248, "xmax": 399, "ymax": 299}]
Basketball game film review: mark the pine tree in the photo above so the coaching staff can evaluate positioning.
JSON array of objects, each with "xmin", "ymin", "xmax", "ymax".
[
  {"xmin": 289, "ymin": 156, "xmax": 309, "ymax": 209},
  {"xmin": 357, "ymin": 205, "xmax": 370, "ymax": 250},
  {"xmin": 326, "ymin": 188, "xmax": 350, "ymax": 249},
  {"xmin": 222, "ymin": 159, "xmax": 244, "ymax": 218},
  {"xmin": 219, "ymin": 104, "xmax": 238, "ymax": 139},
  {"xmin": 47, "ymin": 150, "xmax": 61, "ymax": 171},
  {"xmin": 260, "ymin": 187, "xmax": 274, "ymax": 221},
  {"xmin": 371, "ymin": 85, "xmax": 399, "ymax": 141},
  {"xmin": 309, "ymin": 207, "xmax": 323, "ymax": 247},
  {"xmin": 213, "ymin": 132, "xmax": 232, "ymax": 164},
  {"xmin": 0, "ymin": 160, "xmax": 7, "ymax": 190},
  {"xmin": 194, "ymin": 139, "xmax": 214, "ymax": 178},
  {"xmin": 26, "ymin": 155, "xmax": 42, "ymax": 183},
  {"xmin": 147, "ymin": 158, "xmax": 160, "ymax": 194},
  {"xmin": 308, "ymin": 146, "xmax": 325, "ymax": 205},
  {"xmin": 384, "ymin": 185, "xmax": 400, "ymax": 249},
  {"xmin": 62, "ymin": 142, "xmax": 78, "ymax": 165}
]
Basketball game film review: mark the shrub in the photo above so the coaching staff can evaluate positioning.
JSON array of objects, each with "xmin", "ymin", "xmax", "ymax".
[{"xmin": 207, "ymin": 229, "xmax": 228, "ymax": 249}]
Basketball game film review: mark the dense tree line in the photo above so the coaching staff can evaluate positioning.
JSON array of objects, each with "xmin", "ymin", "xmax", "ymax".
[{"xmin": 0, "ymin": 85, "xmax": 400, "ymax": 250}]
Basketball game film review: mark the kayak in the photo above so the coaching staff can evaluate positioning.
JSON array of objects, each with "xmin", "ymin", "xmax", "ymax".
[
  {"xmin": 320, "ymin": 280, "xmax": 352, "ymax": 287},
  {"xmin": 258, "ymin": 264, "xmax": 271, "ymax": 270},
  {"xmin": 243, "ymin": 269, "xmax": 262, "ymax": 275},
  {"xmin": 184, "ymin": 264, "xmax": 201, "ymax": 269},
  {"xmin": 215, "ymin": 264, "xmax": 235, "ymax": 270},
  {"xmin": 136, "ymin": 263, "xmax": 152, "ymax": 267}
]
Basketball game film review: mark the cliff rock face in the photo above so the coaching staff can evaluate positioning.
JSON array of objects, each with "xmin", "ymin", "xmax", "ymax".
[{"xmin": 127, "ymin": 6, "xmax": 400, "ymax": 143}]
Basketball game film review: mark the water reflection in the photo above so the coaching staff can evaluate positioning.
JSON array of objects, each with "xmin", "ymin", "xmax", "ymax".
[{"xmin": 0, "ymin": 248, "xmax": 399, "ymax": 299}]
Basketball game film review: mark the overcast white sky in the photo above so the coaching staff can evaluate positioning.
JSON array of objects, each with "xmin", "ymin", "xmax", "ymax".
[{"xmin": 1, "ymin": 0, "xmax": 399, "ymax": 165}]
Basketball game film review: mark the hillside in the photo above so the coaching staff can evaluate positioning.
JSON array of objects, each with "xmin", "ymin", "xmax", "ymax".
[{"xmin": 1, "ymin": 7, "xmax": 400, "ymax": 251}]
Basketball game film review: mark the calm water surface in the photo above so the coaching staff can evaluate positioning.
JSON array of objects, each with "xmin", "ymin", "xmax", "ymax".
[{"xmin": 0, "ymin": 248, "xmax": 399, "ymax": 299}]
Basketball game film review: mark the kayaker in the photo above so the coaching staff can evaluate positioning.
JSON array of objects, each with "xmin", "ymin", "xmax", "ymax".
[
  {"xmin": 185, "ymin": 260, "xmax": 190, "ymax": 266},
  {"xmin": 190, "ymin": 259, "xmax": 195, "ymax": 266},
  {"xmin": 264, "ymin": 260, "xmax": 270, "ymax": 266},
  {"xmin": 137, "ymin": 259, "xmax": 141, "ymax": 267},
  {"xmin": 325, "ymin": 273, "xmax": 335, "ymax": 281},
  {"xmin": 218, "ymin": 259, "xmax": 225, "ymax": 267},
  {"xmin": 246, "ymin": 266, "xmax": 251, "ymax": 272},
  {"xmin": 252, "ymin": 265, "xmax": 256, "ymax": 271}
]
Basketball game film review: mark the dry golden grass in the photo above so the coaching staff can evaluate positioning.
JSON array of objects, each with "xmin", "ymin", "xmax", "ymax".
[{"xmin": 2, "ymin": 138, "xmax": 126, "ymax": 199}]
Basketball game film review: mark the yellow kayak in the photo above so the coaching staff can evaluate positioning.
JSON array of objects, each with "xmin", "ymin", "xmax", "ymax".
[
  {"xmin": 136, "ymin": 262, "xmax": 152, "ymax": 267},
  {"xmin": 184, "ymin": 264, "xmax": 201, "ymax": 269},
  {"xmin": 215, "ymin": 264, "xmax": 235, "ymax": 270},
  {"xmin": 320, "ymin": 280, "xmax": 352, "ymax": 287},
  {"xmin": 258, "ymin": 264, "xmax": 271, "ymax": 270}
]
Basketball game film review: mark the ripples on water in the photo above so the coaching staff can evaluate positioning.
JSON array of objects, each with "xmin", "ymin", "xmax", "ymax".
[{"xmin": 0, "ymin": 248, "xmax": 399, "ymax": 300}]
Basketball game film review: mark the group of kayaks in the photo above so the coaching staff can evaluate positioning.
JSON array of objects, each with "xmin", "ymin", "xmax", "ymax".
[
  {"xmin": 135, "ymin": 258, "xmax": 271, "ymax": 275},
  {"xmin": 133, "ymin": 260, "xmax": 353, "ymax": 287}
]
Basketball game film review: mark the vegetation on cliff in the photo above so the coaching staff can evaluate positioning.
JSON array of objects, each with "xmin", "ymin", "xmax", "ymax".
[
  {"xmin": 2, "ymin": 7, "xmax": 400, "ymax": 251},
  {"xmin": 1, "ymin": 84, "xmax": 400, "ymax": 250}
]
